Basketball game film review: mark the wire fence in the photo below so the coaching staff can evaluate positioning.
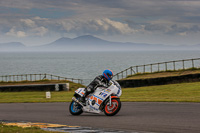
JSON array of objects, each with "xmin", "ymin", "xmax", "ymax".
[
  {"xmin": 0, "ymin": 73, "xmax": 83, "ymax": 84},
  {"xmin": 113, "ymin": 58, "xmax": 200, "ymax": 80}
]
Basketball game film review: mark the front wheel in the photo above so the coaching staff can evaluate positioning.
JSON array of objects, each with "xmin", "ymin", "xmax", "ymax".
[
  {"xmin": 104, "ymin": 98, "xmax": 121, "ymax": 116},
  {"xmin": 69, "ymin": 101, "xmax": 83, "ymax": 115}
]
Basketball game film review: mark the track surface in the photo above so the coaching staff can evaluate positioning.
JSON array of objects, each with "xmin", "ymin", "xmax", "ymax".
[{"xmin": 0, "ymin": 102, "xmax": 200, "ymax": 133}]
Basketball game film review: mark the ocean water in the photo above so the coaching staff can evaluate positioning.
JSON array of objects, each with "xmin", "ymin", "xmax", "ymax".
[{"xmin": 0, "ymin": 50, "xmax": 200, "ymax": 84}]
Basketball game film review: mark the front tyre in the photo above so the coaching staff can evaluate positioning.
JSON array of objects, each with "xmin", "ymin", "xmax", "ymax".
[
  {"xmin": 69, "ymin": 101, "xmax": 83, "ymax": 115},
  {"xmin": 104, "ymin": 98, "xmax": 121, "ymax": 116}
]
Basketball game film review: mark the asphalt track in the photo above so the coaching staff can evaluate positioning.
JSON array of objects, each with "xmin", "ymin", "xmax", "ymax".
[{"xmin": 0, "ymin": 102, "xmax": 200, "ymax": 133}]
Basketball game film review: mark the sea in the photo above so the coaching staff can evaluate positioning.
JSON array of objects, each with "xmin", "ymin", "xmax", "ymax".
[{"xmin": 0, "ymin": 50, "xmax": 200, "ymax": 84}]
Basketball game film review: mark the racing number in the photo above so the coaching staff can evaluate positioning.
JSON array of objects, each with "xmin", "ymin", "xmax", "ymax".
[{"xmin": 90, "ymin": 96, "xmax": 103, "ymax": 105}]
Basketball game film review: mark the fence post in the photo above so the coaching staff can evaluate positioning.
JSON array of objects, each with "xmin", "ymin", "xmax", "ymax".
[
  {"xmin": 130, "ymin": 67, "xmax": 133, "ymax": 75},
  {"xmin": 44, "ymin": 73, "xmax": 46, "ymax": 80},
  {"xmin": 143, "ymin": 65, "xmax": 145, "ymax": 73},
  {"xmin": 158, "ymin": 63, "xmax": 160, "ymax": 72},
  {"xmin": 136, "ymin": 66, "xmax": 138, "ymax": 73},
  {"xmin": 150, "ymin": 64, "xmax": 152, "ymax": 73},
  {"xmin": 165, "ymin": 62, "xmax": 168, "ymax": 71},
  {"xmin": 192, "ymin": 59, "xmax": 194, "ymax": 68},
  {"xmin": 182, "ymin": 60, "xmax": 185, "ymax": 70},
  {"xmin": 173, "ymin": 61, "xmax": 176, "ymax": 71}
]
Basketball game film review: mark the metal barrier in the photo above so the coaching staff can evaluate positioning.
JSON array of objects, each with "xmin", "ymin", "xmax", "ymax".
[
  {"xmin": 114, "ymin": 58, "xmax": 200, "ymax": 80},
  {"xmin": 0, "ymin": 73, "xmax": 83, "ymax": 84}
]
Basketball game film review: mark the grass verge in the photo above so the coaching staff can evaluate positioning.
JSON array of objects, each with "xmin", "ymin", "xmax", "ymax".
[
  {"xmin": 121, "ymin": 82, "xmax": 200, "ymax": 102},
  {"xmin": 0, "ymin": 123, "xmax": 60, "ymax": 133},
  {"xmin": 125, "ymin": 68, "xmax": 200, "ymax": 80},
  {"xmin": 0, "ymin": 82, "xmax": 200, "ymax": 103}
]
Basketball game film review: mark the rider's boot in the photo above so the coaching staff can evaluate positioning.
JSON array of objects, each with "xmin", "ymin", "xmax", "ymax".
[
  {"xmin": 78, "ymin": 88, "xmax": 90, "ymax": 105},
  {"xmin": 80, "ymin": 96, "xmax": 86, "ymax": 105}
]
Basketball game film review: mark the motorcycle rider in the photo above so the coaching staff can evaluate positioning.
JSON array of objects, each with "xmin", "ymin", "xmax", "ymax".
[{"xmin": 80, "ymin": 69, "xmax": 113, "ymax": 104}]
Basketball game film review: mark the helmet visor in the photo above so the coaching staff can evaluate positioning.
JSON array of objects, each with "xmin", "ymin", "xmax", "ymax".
[{"xmin": 107, "ymin": 73, "xmax": 113, "ymax": 79}]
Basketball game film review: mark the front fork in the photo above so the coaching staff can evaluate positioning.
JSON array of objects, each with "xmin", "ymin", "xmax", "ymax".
[
  {"xmin": 109, "ymin": 96, "xmax": 112, "ymax": 106},
  {"xmin": 108, "ymin": 95, "xmax": 119, "ymax": 106}
]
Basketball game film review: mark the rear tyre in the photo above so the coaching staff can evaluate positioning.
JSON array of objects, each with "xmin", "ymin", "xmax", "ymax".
[
  {"xmin": 69, "ymin": 100, "xmax": 83, "ymax": 115},
  {"xmin": 104, "ymin": 98, "xmax": 121, "ymax": 116}
]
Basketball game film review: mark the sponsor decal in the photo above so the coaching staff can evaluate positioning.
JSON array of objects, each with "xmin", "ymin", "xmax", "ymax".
[
  {"xmin": 117, "ymin": 89, "xmax": 120, "ymax": 95},
  {"xmin": 104, "ymin": 89, "xmax": 111, "ymax": 93},
  {"xmin": 90, "ymin": 105, "xmax": 99, "ymax": 111},
  {"xmin": 99, "ymin": 92, "xmax": 108, "ymax": 98},
  {"xmin": 89, "ymin": 95, "xmax": 103, "ymax": 106}
]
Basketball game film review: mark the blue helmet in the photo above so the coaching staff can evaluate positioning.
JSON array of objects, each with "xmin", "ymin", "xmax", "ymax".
[{"xmin": 102, "ymin": 69, "xmax": 113, "ymax": 81}]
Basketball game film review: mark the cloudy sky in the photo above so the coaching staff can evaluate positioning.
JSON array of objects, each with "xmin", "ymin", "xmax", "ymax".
[{"xmin": 1, "ymin": 0, "xmax": 200, "ymax": 46}]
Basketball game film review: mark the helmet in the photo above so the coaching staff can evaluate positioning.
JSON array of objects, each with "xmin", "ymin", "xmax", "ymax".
[{"xmin": 102, "ymin": 69, "xmax": 113, "ymax": 81}]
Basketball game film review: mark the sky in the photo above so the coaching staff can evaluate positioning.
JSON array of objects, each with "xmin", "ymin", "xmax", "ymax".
[{"xmin": 0, "ymin": 0, "xmax": 200, "ymax": 46}]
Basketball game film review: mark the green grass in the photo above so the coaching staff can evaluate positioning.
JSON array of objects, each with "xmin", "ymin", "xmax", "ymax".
[
  {"xmin": 0, "ymin": 123, "xmax": 60, "ymax": 133},
  {"xmin": 121, "ymin": 82, "xmax": 200, "ymax": 102},
  {"xmin": 125, "ymin": 67, "xmax": 200, "ymax": 79},
  {"xmin": 0, "ymin": 91, "xmax": 74, "ymax": 103},
  {"xmin": 0, "ymin": 82, "xmax": 200, "ymax": 103}
]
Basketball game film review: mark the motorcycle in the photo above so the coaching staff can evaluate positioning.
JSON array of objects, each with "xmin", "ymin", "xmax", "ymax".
[{"xmin": 69, "ymin": 80, "xmax": 122, "ymax": 116}]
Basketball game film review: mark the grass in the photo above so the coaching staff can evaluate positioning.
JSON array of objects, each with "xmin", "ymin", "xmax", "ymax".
[
  {"xmin": 125, "ymin": 68, "xmax": 200, "ymax": 80},
  {"xmin": 0, "ymin": 82, "xmax": 200, "ymax": 103},
  {"xmin": 0, "ymin": 123, "xmax": 60, "ymax": 133},
  {"xmin": 121, "ymin": 82, "xmax": 200, "ymax": 102},
  {"xmin": 0, "ymin": 91, "xmax": 74, "ymax": 103}
]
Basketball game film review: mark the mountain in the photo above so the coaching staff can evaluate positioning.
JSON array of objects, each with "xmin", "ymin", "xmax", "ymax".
[
  {"xmin": 45, "ymin": 35, "xmax": 110, "ymax": 47},
  {"xmin": 1, "ymin": 35, "xmax": 200, "ymax": 51},
  {"xmin": 48, "ymin": 37, "xmax": 72, "ymax": 46},
  {"xmin": 0, "ymin": 42, "xmax": 26, "ymax": 51},
  {"xmin": 41, "ymin": 35, "xmax": 177, "ymax": 51}
]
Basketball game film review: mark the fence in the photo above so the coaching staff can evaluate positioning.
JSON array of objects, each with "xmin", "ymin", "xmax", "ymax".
[
  {"xmin": 0, "ymin": 73, "xmax": 83, "ymax": 84},
  {"xmin": 1, "ymin": 58, "xmax": 200, "ymax": 84},
  {"xmin": 114, "ymin": 58, "xmax": 200, "ymax": 80}
]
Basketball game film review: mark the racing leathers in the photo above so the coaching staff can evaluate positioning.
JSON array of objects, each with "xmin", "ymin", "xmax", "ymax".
[{"xmin": 84, "ymin": 75, "xmax": 110, "ymax": 98}]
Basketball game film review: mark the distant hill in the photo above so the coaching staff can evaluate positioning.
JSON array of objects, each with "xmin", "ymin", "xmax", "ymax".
[
  {"xmin": 0, "ymin": 42, "xmax": 26, "ymax": 51},
  {"xmin": 0, "ymin": 35, "xmax": 200, "ymax": 51},
  {"xmin": 40, "ymin": 35, "xmax": 178, "ymax": 51}
]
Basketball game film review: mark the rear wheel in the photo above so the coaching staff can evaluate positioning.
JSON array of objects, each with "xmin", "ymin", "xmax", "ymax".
[
  {"xmin": 69, "ymin": 100, "xmax": 83, "ymax": 115},
  {"xmin": 104, "ymin": 98, "xmax": 121, "ymax": 116}
]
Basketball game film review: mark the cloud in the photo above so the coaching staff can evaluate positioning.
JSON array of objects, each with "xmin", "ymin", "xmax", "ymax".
[
  {"xmin": 55, "ymin": 18, "xmax": 135, "ymax": 36},
  {"xmin": 3, "ymin": 16, "xmax": 135, "ymax": 37},
  {"xmin": 1, "ymin": 0, "xmax": 200, "ymax": 46},
  {"xmin": 6, "ymin": 28, "xmax": 27, "ymax": 37},
  {"xmin": 20, "ymin": 19, "xmax": 36, "ymax": 27},
  {"xmin": 33, "ymin": 26, "xmax": 48, "ymax": 36}
]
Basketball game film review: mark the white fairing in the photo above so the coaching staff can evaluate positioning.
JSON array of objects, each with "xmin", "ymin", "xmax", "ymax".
[
  {"xmin": 75, "ymin": 88, "xmax": 86, "ymax": 97},
  {"xmin": 75, "ymin": 80, "xmax": 122, "ymax": 114}
]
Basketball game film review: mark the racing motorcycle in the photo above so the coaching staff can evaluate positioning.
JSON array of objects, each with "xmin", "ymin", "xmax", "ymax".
[{"xmin": 69, "ymin": 80, "xmax": 122, "ymax": 116}]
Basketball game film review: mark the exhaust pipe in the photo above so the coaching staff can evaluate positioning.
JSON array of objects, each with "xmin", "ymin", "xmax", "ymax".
[{"xmin": 72, "ymin": 97, "xmax": 84, "ymax": 107}]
